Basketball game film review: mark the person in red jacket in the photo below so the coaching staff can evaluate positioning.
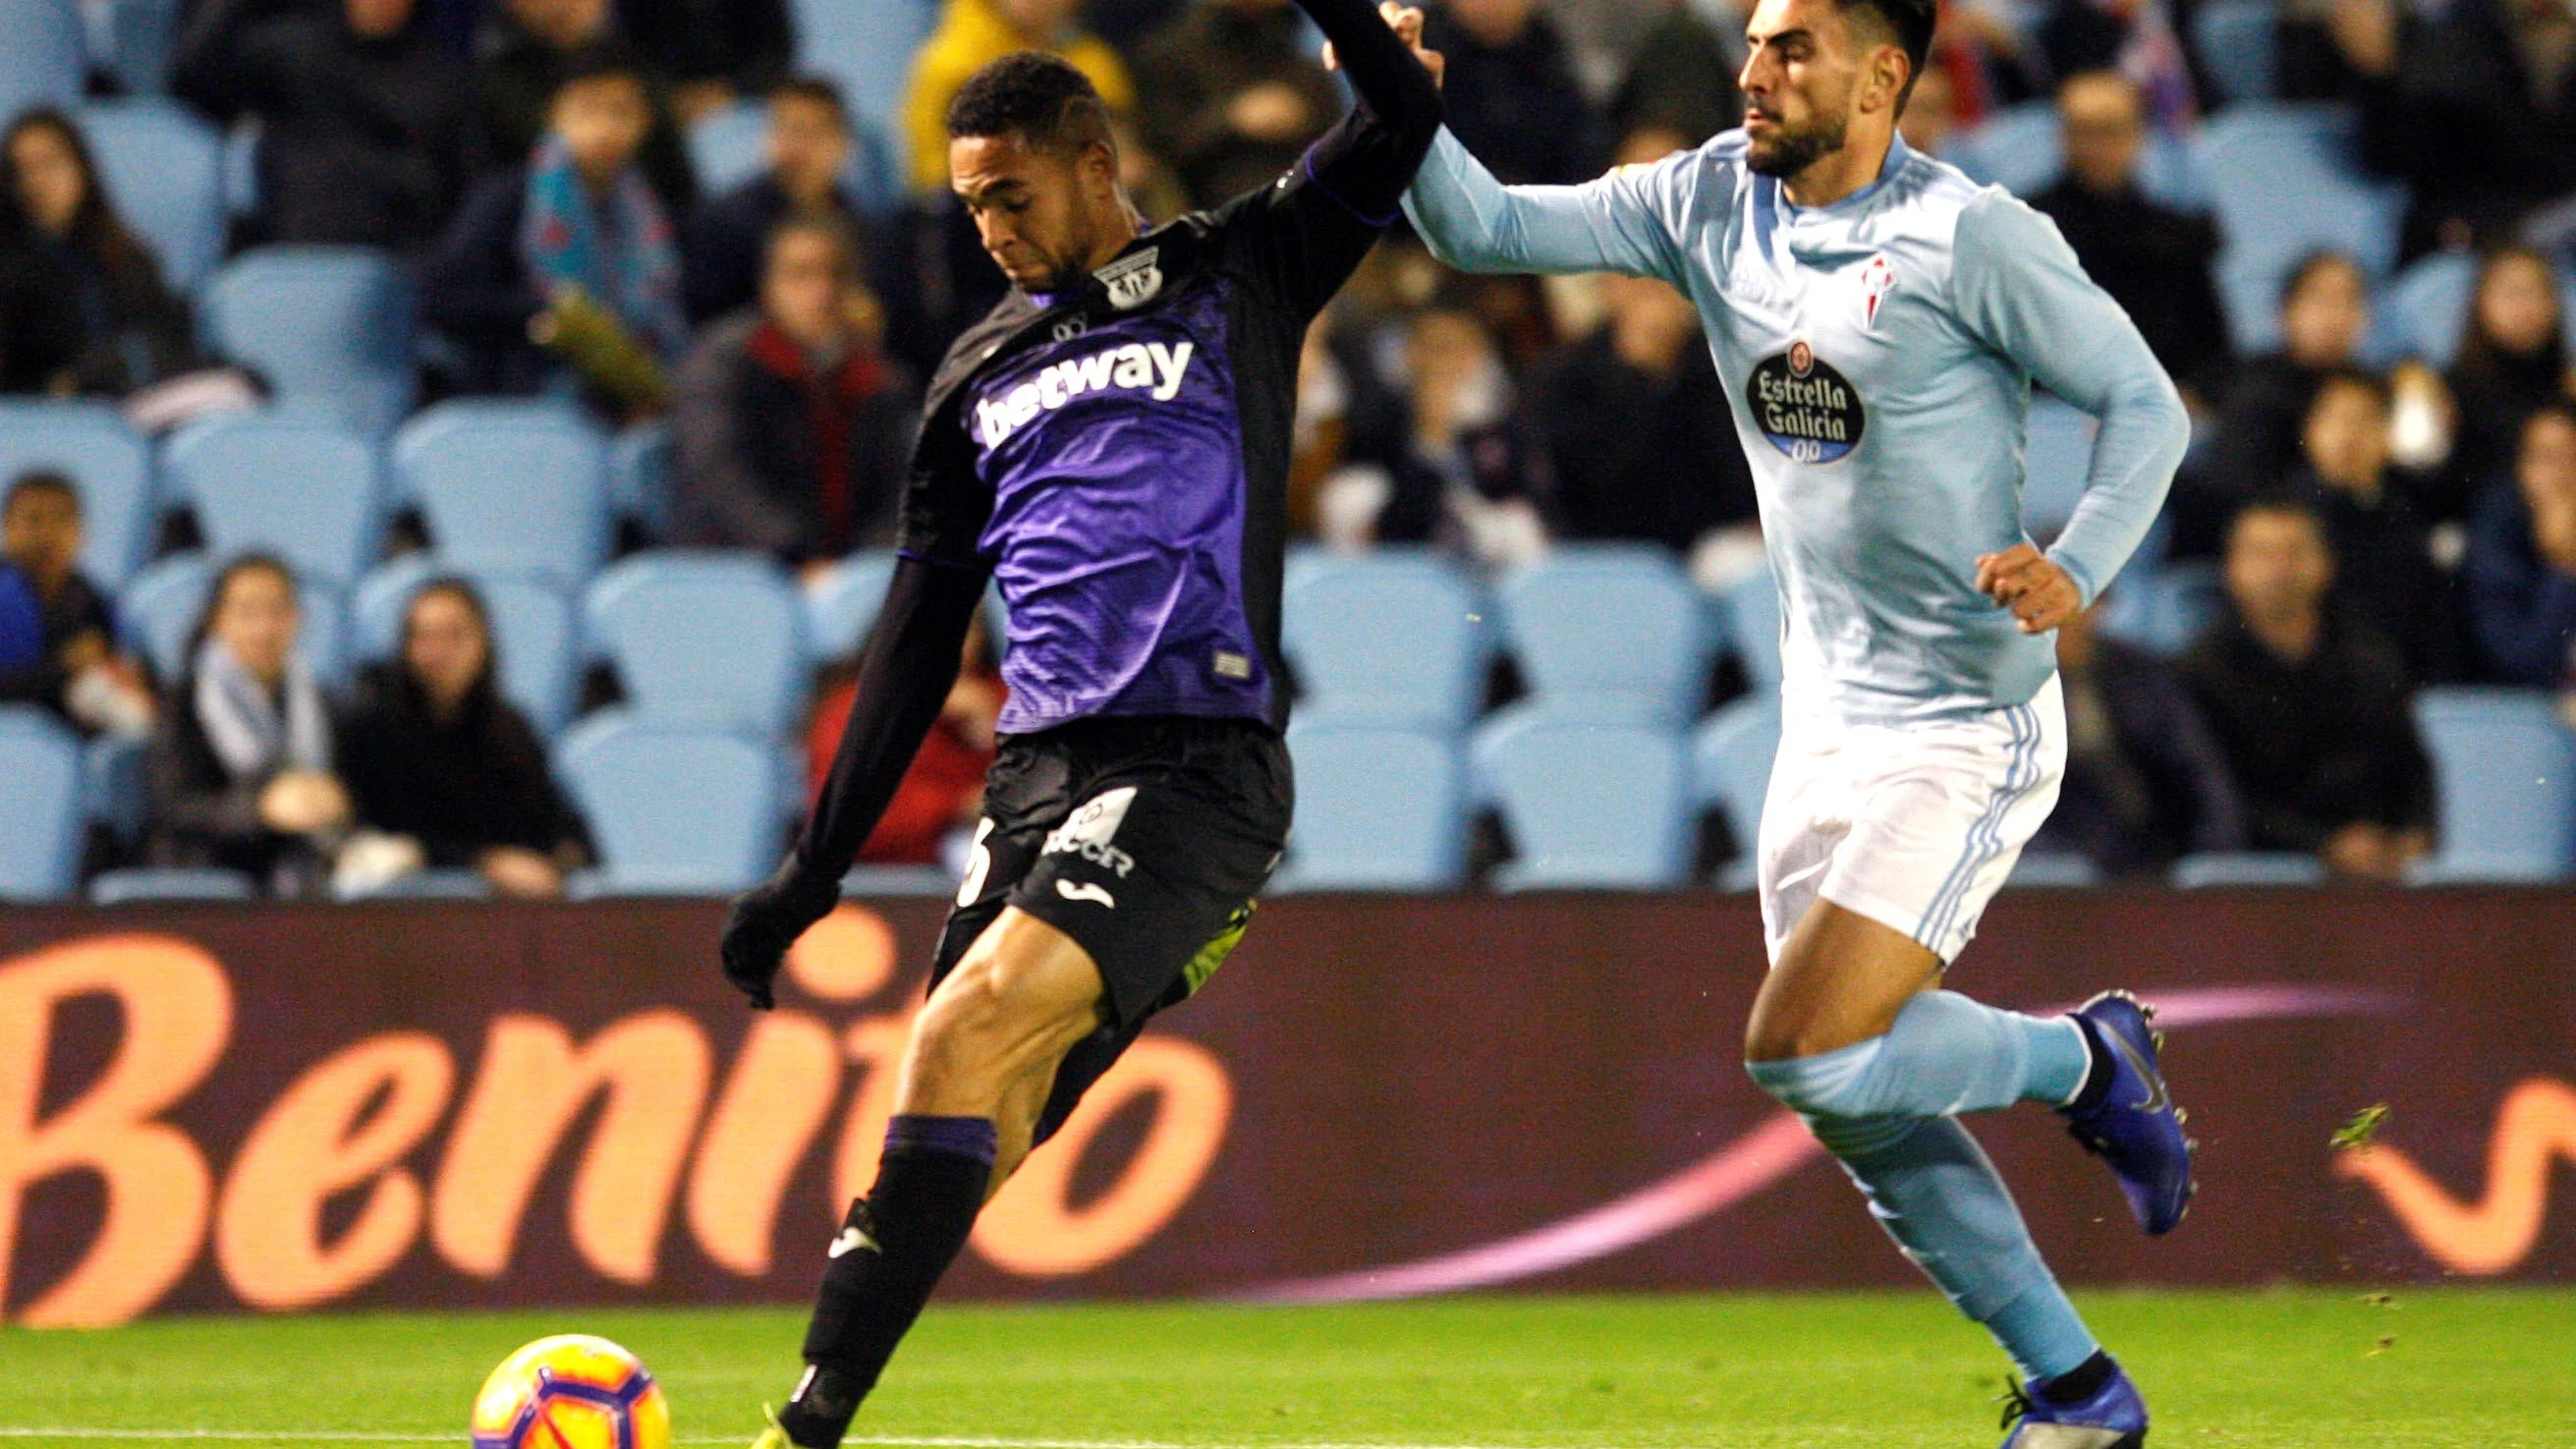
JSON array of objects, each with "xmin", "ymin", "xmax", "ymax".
[{"xmin": 806, "ymin": 618, "xmax": 1002, "ymax": 864}]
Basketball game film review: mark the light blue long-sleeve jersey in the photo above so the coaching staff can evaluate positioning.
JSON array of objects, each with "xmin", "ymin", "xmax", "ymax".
[{"xmin": 1404, "ymin": 127, "xmax": 2189, "ymax": 723}]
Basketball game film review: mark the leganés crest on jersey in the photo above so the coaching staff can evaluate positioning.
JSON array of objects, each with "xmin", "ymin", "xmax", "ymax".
[{"xmin": 1747, "ymin": 339, "xmax": 1866, "ymax": 464}]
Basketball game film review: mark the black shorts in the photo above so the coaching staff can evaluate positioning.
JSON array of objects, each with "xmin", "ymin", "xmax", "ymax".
[{"xmin": 926, "ymin": 715, "xmax": 1292, "ymax": 1139}]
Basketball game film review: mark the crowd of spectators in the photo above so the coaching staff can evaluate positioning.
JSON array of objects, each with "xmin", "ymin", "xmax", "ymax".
[{"xmin": 5, "ymin": 0, "xmax": 2576, "ymax": 895}]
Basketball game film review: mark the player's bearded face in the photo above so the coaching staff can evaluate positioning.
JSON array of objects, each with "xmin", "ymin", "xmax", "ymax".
[
  {"xmin": 1739, "ymin": 0, "xmax": 1858, "ymax": 177},
  {"xmin": 952, "ymin": 135, "xmax": 1113, "ymax": 295}
]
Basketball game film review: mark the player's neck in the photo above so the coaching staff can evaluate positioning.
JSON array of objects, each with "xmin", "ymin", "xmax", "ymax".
[{"xmin": 1781, "ymin": 128, "xmax": 1896, "ymax": 210}]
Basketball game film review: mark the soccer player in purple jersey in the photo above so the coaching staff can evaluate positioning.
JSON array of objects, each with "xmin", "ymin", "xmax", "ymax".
[{"xmin": 717, "ymin": 5, "xmax": 1441, "ymax": 1445}]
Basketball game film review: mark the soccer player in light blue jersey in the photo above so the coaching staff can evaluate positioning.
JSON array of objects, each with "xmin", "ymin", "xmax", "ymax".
[{"xmin": 1384, "ymin": 0, "xmax": 2196, "ymax": 1441}]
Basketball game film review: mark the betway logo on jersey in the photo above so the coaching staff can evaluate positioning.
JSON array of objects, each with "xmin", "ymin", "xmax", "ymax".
[{"xmin": 976, "ymin": 341, "xmax": 1197, "ymax": 449}]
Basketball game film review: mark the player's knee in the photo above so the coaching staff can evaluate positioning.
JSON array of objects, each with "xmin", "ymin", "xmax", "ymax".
[{"xmin": 1744, "ymin": 1036, "xmax": 1886, "ymax": 1120}]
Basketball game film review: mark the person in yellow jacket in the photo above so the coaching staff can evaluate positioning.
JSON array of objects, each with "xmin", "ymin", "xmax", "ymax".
[{"xmin": 903, "ymin": 0, "xmax": 1135, "ymax": 193}]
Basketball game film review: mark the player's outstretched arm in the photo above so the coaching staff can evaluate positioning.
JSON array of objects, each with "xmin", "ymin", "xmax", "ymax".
[
  {"xmin": 1302, "ymin": 0, "xmax": 1443, "ymax": 189},
  {"xmin": 720, "ymin": 556, "xmax": 986, "ymax": 1007},
  {"xmin": 1954, "ymin": 192, "xmax": 2188, "ymax": 619}
]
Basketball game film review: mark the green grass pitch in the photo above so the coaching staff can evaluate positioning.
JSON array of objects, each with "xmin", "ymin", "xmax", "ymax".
[{"xmin": 1, "ymin": 1289, "xmax": 2568, "ymax": 1447}]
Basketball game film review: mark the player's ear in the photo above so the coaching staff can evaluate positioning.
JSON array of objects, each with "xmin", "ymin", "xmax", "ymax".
[{"xmin": 1864, "ymin": 44, "xmax": 1908, "ymax": 115}]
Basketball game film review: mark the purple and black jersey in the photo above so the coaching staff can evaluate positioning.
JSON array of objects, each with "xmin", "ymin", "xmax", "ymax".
[{"xmin": 784, "ymin": 0, "xmax": 1440, "ymax": 881}]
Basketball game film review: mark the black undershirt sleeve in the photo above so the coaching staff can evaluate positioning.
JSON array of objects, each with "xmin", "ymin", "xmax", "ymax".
[
  {"xmin": 791, "ymin": 555, "xmax": 990, "ymax": 880},
  {"xmin": 1296, "ymin": 0, "xmax": 1444, "ymax": 221}
]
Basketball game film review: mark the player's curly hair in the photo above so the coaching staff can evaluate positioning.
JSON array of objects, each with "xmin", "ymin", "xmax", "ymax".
[
  {"xmin": 946, "ymin": 52, "xmax": 1116, "ymax": 159},
  {"xmin": 1836, "ymin": 0, "xmax": 1937, "ymax": 107}
]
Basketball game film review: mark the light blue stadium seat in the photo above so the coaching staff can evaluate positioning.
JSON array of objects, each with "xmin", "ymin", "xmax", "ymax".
[
  {"xmin": 84, "ymin": 732, "xmax": 145, "ymax": 843},
  {"xmin": 352, "ymin": 557, "xmax": 585, "ymax": 734},
  {"xmin": 1281, "ymin": 550, "xmax": 1486, "ymax": 732},
  {"xmin": 1694, "ymin": 694, "xmax": 1780, "ymax": 890},
  {"xmin": 162, "ymin": 415, "xmax": 383, "ymax": 586},
  {"xmin": 80, "ymin": 98, "xmax": 226, "ymax": 292},
  {"xmin": 2194, "ymin": 105, "xmax": 2404, "ymax": 354},
  {"xmin": 2171, "ymin": 852, "xmax": 2327, "ymax": 887},
  {"xmin": 1473, "ymin": 711, "xmax": 1694, "ymax": 890},
  {"xmin": 840, "ymin": 864, "xmax": 959, "ymax": 896},
  {"xmin": 2370, "ymin": 251, "xmax": 2477, "ymax": 368},
  {"xmin": 1274, "ymin": 724, "xmax": 1469, "ymax": 891},
  {"xmin": 1950, "ymin": 102, "xmax": 2062, "ymax": 197},
  {"xmin": 685, "ymin": 97, "xmax": 902, "ymax": 218},
  {"xmin": 1499, "ymin": 546, "xmax": 1712, "ymax": 725},
  {"xmin": 557, "ymin": 717, "xmax": 780, "ymax": 894},
  {"xmin": 1723, "ymin": 564, "xmax": 1784, "ymax": 694},
  {"xmin": 803, "ymin": 549, "xmax": 899, "ymax": 663},
  {"xmin": 0, "ymin": 707, "xmax": 84, "ymax": 900},
  {"xmin": 336, "ymin": 867, "xmax": 494, "ymax": 902},
  {"xmin": 202, "ymin": 247, "xmax": 417, "ymax": 438},
  {"xmin": 86, "ymin": 866, "xmax": 258, "ymax": 903},
  {"xmin": 793, "ymin": 0, "xmax": 936, "ymax": 142},
  {"xmin": 0, "ymin": 0, "xmax": 86, "ymax": 129},
  {"xmin": 0, "ymin": 400, "xmax": 154, "ymax": 589},
  {"xmin": 2410, "ymin": 688, "xmax": 2576, "ymax": 882},
  {"xmin": 2006, "ymin": 853, "xmax": 2103, "ymax": 887},
  {"xmin": 118, "ymin": 552, "xmax": 348, "ymax": 684},
  {"xmin": 2023, "ymin": 395, "xmax": 2099, "ymax": 542},
  {"xmin": 391, "ymin": 402, "xmax": 613, "ymax": 585},
  {"xmin": 585, "ymin": 551, "xmax": 807, "ymax": 738},
  {"xmin": 100, "ymin": 0, "xmax": 183, "ymax": 95},
  {"xmin": 2192, "ymin": 0, "xmax": 2278, "ymax": 106},
  {"xmin": 611, "ymin": 418, "xmax": 672, "ymax": 535}
]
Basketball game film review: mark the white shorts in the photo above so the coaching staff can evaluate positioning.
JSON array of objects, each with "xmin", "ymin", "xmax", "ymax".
[{"xmin": 1758, "ymin": 675, "xmax": 2066, "ymax": 966}]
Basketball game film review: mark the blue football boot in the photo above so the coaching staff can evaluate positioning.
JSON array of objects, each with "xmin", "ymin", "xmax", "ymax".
[
  {"xmin": 1998, "ymin": 1358, "xmax": 2151, "ymax": 1448},
  {"xmin": 2059, "ymin": 990, "xmax": 2195, "ymax": 1235}
]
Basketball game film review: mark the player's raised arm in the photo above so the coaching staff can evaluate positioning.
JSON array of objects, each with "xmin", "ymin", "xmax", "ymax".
[{"xmin": 1954, "ymin": 192, "xmax": 2189, "ymax": 618}]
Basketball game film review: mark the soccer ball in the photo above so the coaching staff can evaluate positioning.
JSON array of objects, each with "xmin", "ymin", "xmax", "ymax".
[{"xmin": 470, "ymin": 1334, "xmax": 672, "ymax": 1449}]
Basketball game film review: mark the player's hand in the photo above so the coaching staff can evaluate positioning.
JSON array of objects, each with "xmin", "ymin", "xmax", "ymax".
[
  {"xmin": 720, "ymin": 857, "xmax": 840, "ymax": 1010},
  {"xmin": 1975, "ymin": 543, "xmax": 2081, "ymax": 635},
  {"xmin": 1324, "ymin": 4, "xmax": 1444, "ymax": 88}
]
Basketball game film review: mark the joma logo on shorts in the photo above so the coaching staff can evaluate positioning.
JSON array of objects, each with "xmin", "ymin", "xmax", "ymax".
[{"xmin": 976, "ymin": 342, "xmax": 1197, "ymax": 449}]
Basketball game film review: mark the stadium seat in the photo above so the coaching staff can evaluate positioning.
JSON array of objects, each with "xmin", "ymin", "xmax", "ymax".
[
  {"xmin": 1473, "ymin": 711, "xmax": 1694, "ymax": 890},
  {"xmin": 2023, "ymin": 396, "xmax": 2099, "ymax": 542},
  {"xmin": 1723, "ymin": 564, "xmax": 1784, "ymax": 694},
  {"xmin": 1949, "ymin": 102, "xmax": 2061, "ymax": 198},
  {"xmin": 80, "ymin": 98, "xmax": 227, "ymax": 292},
  {"xmin": 0, "ymin": 707, "xmax": 85, "ymax": 900},
  {"xmin": 1694, "ymin": 694, "xmax": 1780, "ymax": 888},
  {"xmin": 162, "ymin": 416, "xmax": 384, "ymax": 587},
  {"xmin": 611, "ymin": 418, "xmax": 673, "ymax": 536},
  {"xmin": 0, "ymin": 0, "xmax": 86, "ymax": 129},
  {"xmin": 391, "ymin": 402, "xmax": 613, "ymax": 585},
  {"xmin": 352, "ymin": 558, "xmax": 585, "ymax": 735},
  {"xmin": 2191, "ymin": 0, "xmax": 2278, "ymax": 106},
  {"xmin": 2006, "ymin": 853, "xmax": 2102, "ymax": 888},
  {"xmin": 1274, "ymin": 724, "xmax": 1470, "ymax": 891},
  {"xmin": 1498, "ymin": 546, "xmax": 1712, "ymax": 725},
  {"xmin": 2411, "ymin": 689, "xmax": 2576, "ymax": 882},
  {"xmin": 86, "ymin": 866, "xmax": 257, "ymax": 903},
  {"xmin": 684, "ymin": 97, "xmax": 903, "ymax": 219},
  {"xmin": 2171, "ymin": 852, "xmax": 2327, "ymax": 887},
  {"xmin": 840, "ymin": 864, "xmax": 960, "ymax": 895},
  {"xmin": 585, "ymin": 551, "xmax": 808, "ymax": 738},
  {"xmin": 84, "ymin": 732, "xmax": 145, "ymax": 843},
  {"xmin": 0, "ymin": 400, "xmax": 155, "ymax": 589},
  {"xmin": 2371, "ymin": 251, "xmax": 2477, "ymax": 368},
  {"xmin": 202, "ymin": 247, "xmax": 418, "ymax": 438},
  {"xmin": 1282, "ymin": 549, "xmax": 1487, "ymax": 732},
  {"xmin": 792, "ymin": 0, "xmax": 936, "ymax": 142},
  {"xmin": 100, "ymin": 0, "xmax": 183, "ymax": 95},
  {"xmin": 803, "ymin": 549, "xmax": 899, "ymax": 662},
  {"xmin": 2194, "ymin": 106, "xmax": 2405, "ymax": 354},
  {"xmin": 556, "ymin": 717, "xmax": 781, "ymax": 894},
  {"xmin": 119, "ymin": 552, "xmax": 349, "ymax": 684},
  {"xmin": 336, "ymin": 867, "xmax": 494, "ymax": 902}
]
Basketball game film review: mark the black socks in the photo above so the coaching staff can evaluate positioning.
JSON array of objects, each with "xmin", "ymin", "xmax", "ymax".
[
  {"xmin": 2065, "ymin": 1017, "xmax": 2114, "ymax": 1114},
  {"xmin": 2037, "ymin": 1350, "xmax": 2116, "ymax": 1406},
  {"xmin": 778, "ymin": 1115, "xmax": 998, "ymax": 1448}
]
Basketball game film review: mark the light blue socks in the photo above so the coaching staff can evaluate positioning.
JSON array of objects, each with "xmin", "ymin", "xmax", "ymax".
[{"xmin": 1747, "ymin": 991, "xmax": 2100, "ymax": 1382}]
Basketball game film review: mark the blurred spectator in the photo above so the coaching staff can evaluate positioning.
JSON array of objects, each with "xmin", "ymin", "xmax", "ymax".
[
  {"xmin": 1524, "ymin": 272, "xmax": 1760, "ymax": 573},
  {"xmin": 2181, "ymin": 251, "xmax": 2372, "ymax": 554},
  {"xmin": 0, "ymin": 110, "xmax": 204, "ymax": 399},
  {"xmin": 2320, "ymin": 0, "xmax": 2576, "ymax": 257},
  {"xmin": 1926, "ymin": 0, "xmax": 2044, "ymax": 126},
  {"xmin": 1420, "ymin": 0, "xmax": 1605, "ymax": 186},
  {"xmin": 145, "ymin": 554, "xmax": 353, "ymax": 895},
  {"xmin": 2031, "ymin": 0, "xmax": 2197, "ymax": 125},
  {"xmin": 618, "ymin": 0, "xmax": 794, "ymax": 121},
  {"xmin": 477, "ymin": 0, "xmax": 698, "ymax": 212},
  {"xmin": 2180, "ymin": 498, "xmax": 2435, "ymax": 881},
  {"xmin": 1609, "ymin": 0, "xmax": 1743, "ymax": 146},
  {"xmin": 1320, "ymin": 304, "xmax": 1545, "ymax": 566},
  {"xmin": 2030, "ymin": 73, "xmax": 2229, "ymax": 397},
  {"xmin": 2445, "ymin": 246, "xmax": 2574, "ymax": 488},
  {"xmin": 1132, "ymin": 0, "xmax": 1340, "ymax": 209},
  {"xmin": 2034, "ymin": 596, "xmax": 2244, "ymax": 876},
  {"xmin": 339, "ymin": 579, "xmax": 590, "ymax": 898},
  {"xmin": 1895, "ymin": 63, "xmax": 1959, "ymax": 158},
  {"xmin": 903, "ymin": 0, "xmax": 1136, "ymax": 195},
  {"xmin": 173, "ymin": 0, "xmax": 478, "ymax": 252},
  {"xmin": 683, "ymin": 76, "xmax": 878, "ymax": 325},
  {"xmin": 2294, "ymin": 368, "xmax": 2462, "ymax": 682},
  {"xmin": 0, "ymin": 471, "xmax": 155, "ymax": 737},
  {"xmin": 808, "ymin": 618, "xmax": 1002, "ymax": 865},
  {"xmin": 673, "ymin": 220, "xmax": 919, "ymax": 566},
  {"xmin": 424, "ymin": 51, "xmax": 688, "ymax": 412},
  {"xmin": 2463, "ymin": 401, "xmax": 2576, "ymax": 687}
]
